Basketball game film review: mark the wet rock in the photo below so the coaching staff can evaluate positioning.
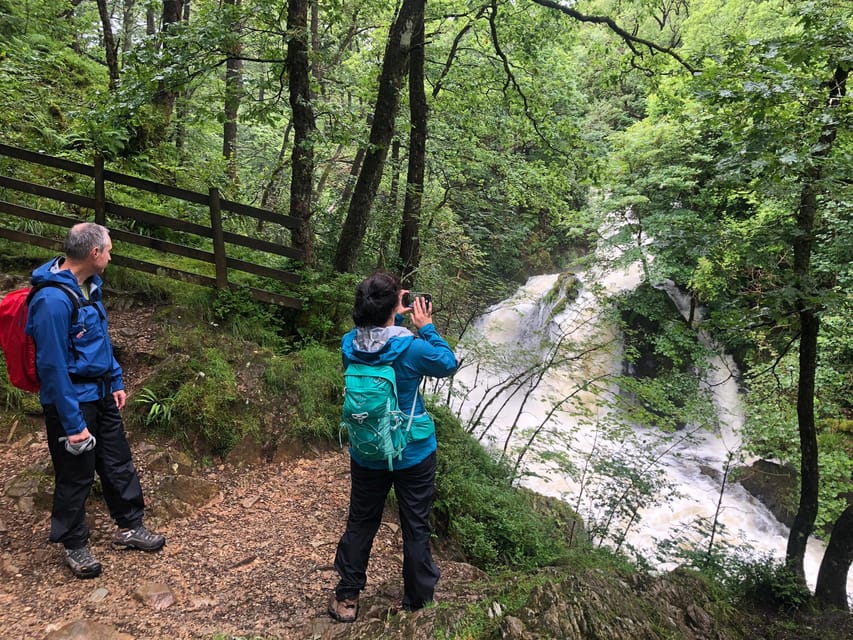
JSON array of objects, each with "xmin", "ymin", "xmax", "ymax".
[
  {"xmin": 500, "ymin": 615, "xmax": 528, "ymax": 639},
  {"xmin": 42, "ymin": 619, "xmax": 133, "ymax": 640},
  {"xmin": 737, "ymin": 459, "xmax": 797, "ymax": 527},
  {"xmin": 6, "ymin": 473, "xmax": 40, "ymax": 497},
  {"xmin": 133, "ymin": 582, "xmax": 176, "ymax": 610},
  {"xmin": 5, "ymin": 462, "xmax": 53, "ymax": 512},
  {"xmin": 153, "ymin": 475, "xmax": 219, "ymax": 518},
  {"xmin": 147, "ymin": 449, "xmax": 195, "ymax": 476},
  {"xmin": 504, "ymin": 566, "xmax": 725, "ymax": 640}
]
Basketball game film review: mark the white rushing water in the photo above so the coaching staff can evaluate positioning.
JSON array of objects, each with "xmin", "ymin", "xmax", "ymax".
[{"xmin": 443, "ymin": 266, "xmax": 851, "ymax": 601}]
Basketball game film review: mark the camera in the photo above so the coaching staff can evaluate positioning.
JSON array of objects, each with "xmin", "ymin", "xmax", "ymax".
[{"xmin": 404, "ymin": 292, "xmax": 432, "ymax": 307}]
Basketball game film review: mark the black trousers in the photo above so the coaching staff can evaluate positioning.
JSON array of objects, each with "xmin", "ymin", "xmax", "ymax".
[
  {"xmin": 334, "ymin": 452, "xmax": 440, "ymax": 610},
  {"xmin": 44, "ymin": 396, "xmax": 145, "ymax": 549}
]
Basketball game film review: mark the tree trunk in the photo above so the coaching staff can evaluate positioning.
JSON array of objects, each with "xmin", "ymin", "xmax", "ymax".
[
  {"xmin": 287, "ymin": 0, "xmax": 316, "ymax": 267},
  {"xmin": 96, "ymin": 0, "xmax": 120, "ymax": 89},
  {"xmin": 389, "ymin": 138, "xmax": 401, "ymax": 212},
  {"xmin": 332, "ymin": 0, "xmax": 424, "ymax": 273},
  {"xmin": 377, "ymin": 139, "xmax": 402, "ymax": 270},
  {"xmin": 143, "ymin": 0, "xmax": 181, "ymax": 147},
  {"xmin": 315, "ymin": 143, "xmax": 344, "ymax": 205},
  {"xmin": 400, "ymin": 9, "xmax": 426, "ymax": 288},
  {"xmin": 786, "ymin": 298, "xmax": 820, "ymax": 580},
  {"xmin": 121, "ymin": 0, "xmax": 135, "ymax": 62},
  {"xmin": 815, "ymin": 504, "xmax": 853, "ymax": 610},
  {"xmin": 173, "ymin": 1, "xmax": 192, "ymax": 152},
  {"xmin": 336, "ymin": 147, "xmax": 365, "ymax": 218},
  {"xmin": 785, "ymin": 64, "xmax": 847, "ymax": 579},
  {"xmin": 146, "ymin": 3, "xmax": 156, "ymax": 35},
  {"xmin": 259, "ymin": 121, "xmax": 293, "ymax": 224},
  {"xmin": 310, "ymin": 0, "xmax": 320, "ymax": 94},
  {"xmin": 223, "ymin": 0, "xmax": 243, "ymax": 182}
]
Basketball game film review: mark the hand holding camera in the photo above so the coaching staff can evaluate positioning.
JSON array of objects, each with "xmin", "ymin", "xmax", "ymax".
[
  {"xmin": 403, "ymin": 291, "xmax": 433, "ymax": 330},
  {"xmin": 403, "ymin": 292, "xmax": 432, "ymax": 308}
]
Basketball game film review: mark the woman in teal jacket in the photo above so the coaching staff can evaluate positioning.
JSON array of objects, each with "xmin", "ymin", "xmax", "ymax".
[{"xmin": 329, "ymin": 271, "xmax": 458, "ymax": 623}]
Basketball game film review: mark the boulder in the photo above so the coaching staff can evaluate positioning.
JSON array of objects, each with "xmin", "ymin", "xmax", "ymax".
[
  {"xmin": 43, "ymin": 619, "xmax": 133, "ymax": 640},
  {"xmin": 736, "ymin": 459, "xmax": 797, "ymax": 528}
]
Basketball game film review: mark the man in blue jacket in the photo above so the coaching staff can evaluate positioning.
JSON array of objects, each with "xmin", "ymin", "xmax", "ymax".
[
  {"xmin": 329, "ymin": 272, "xmax": 458, "ymax": 622},
  {"xmin": 26, "ymin": 223, "xmax": 164, "ymax": 579}
]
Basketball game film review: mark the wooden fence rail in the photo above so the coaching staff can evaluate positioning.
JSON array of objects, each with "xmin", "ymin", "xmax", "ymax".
[{"xmin": 0, "ymin": 143, "xmax": 302, "ymax": 308}]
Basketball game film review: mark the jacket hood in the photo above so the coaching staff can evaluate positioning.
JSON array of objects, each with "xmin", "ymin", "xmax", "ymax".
[
  {"xmin": 31, "ymin": 257, "xmax": 102, "ymax": 294},
  {"xmin": 342, "ymin": 325, "xmax": 415, "ymax": 365}
]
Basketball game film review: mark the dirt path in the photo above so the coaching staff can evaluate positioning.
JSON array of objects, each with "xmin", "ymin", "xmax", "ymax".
[{"xmin": 0, "ymin": 425, "xmax": 478, "ymax": 639}]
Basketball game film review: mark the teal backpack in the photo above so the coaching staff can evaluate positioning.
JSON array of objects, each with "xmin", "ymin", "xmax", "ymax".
[{"xmin": 340, "ymin": 362, "xmax": 417, "ymax": 470}]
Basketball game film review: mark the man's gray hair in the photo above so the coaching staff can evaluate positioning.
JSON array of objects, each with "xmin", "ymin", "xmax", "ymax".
[{"xmin": 64, "ymin": 223, "xmax": 110, "ymax": 260}]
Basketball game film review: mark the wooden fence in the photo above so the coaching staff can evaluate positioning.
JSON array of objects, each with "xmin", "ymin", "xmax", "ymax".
[{"xmin": 0, "ymin": 144, "xmax": 302, "ymax": 308}]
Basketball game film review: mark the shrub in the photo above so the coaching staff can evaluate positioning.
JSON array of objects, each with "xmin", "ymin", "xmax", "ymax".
[
  {"xmin": 701, "ymin": 551, "xmax": 812, "ymax": 611},
  {"xmin": 263, "ymin": 342, "xmax": 343, "ymax": 441},
  {"xmin": 127, "ymin": 328, "xmax": 260, "ymax": 456},
  {"xmin": 432, "ymin": 404, "xmax": 582, "ymax": 571},
  {"xmin": 277, "ymin": 270, "xmax": 360, "ymax": 347}
]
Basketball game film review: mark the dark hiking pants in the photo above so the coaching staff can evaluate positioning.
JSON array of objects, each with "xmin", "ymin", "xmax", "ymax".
[
  {"xmin": 334, "ymin": 452, "xmax": 440, "ymax": 610},
  {"xmin": 44, "ymin": 396, "xmax": 145, "ymax": 549}
]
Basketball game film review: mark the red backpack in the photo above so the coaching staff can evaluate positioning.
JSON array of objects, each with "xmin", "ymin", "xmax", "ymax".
[{"xmin": 0, "ymin": 282, "xmax": 82, "ymax": 393}]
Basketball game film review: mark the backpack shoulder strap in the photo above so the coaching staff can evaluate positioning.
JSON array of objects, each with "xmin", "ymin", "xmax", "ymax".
[{"xmin": 25, "ymin": 281, "xmax": 84, "ymax": 324}]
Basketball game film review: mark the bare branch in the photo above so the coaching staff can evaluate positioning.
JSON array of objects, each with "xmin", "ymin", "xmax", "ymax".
[
  {"xmin": 529, "ymin": 0, "xmax": 698, "ymax": 74},
  {"xmin": 431, "ymin": 6, "xmax": 488, "ymax": 98},
  {"xmin": 487, "ymin": 0, "xmax": 572, "ymax": 161}
]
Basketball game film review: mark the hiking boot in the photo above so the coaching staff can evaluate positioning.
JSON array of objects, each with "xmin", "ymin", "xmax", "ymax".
[
  {"xmin": 112, "ymin": 525, "xmax": 165, "ymax": 551},
  {"xmin": 328, "ymin": 594, "xmax": 358, "ymax": 623},
  {"xmin": 65, "ymin": 545, "xmax": 102, "ymax": 579}
]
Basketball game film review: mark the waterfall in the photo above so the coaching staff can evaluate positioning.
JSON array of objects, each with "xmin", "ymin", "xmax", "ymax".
[{"xmin": 444, "ymin": 268, "xmax": 852, "ymax": 603}]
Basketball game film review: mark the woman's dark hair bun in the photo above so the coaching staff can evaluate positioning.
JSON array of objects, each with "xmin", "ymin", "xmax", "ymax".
[{"xmin": 352, "ymin": 271, "xmax": 401, "ymax": 327}]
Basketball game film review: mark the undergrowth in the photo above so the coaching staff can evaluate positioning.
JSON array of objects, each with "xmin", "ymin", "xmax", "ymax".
[{"xmin": 432, "ymin": 403, "xmax": 584, "ymax": 571}]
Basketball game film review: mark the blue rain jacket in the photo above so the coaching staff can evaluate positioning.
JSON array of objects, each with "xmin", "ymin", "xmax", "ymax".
[
  {"xmin": 341, "ymin": 318, "xmax": 458, "ymax": 470},
  {"xmin": 25, "ymin": 258, "xmax": 124, "ymax": 436}
]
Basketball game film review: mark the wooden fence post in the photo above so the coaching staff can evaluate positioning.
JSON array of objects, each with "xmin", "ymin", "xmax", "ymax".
[
  {"xmin": 208, "ymin": 187, "xmax": 228, "ymax": 289},
  {"xmin": 94, "ymin": 155, "xmax": 105, "ymax": 225}
]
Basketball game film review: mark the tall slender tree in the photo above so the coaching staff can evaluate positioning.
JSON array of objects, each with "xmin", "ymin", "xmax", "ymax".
[
  {"xmin": 399, "ymin": 6, "xmax": 426, "ymax": 288},
  {"xmin": 333, "ymin": 0, "xmax": 425, "ymax": 273},
  {"xmin": 96, "ymin": 0, "xmax": 120, "ymax": 89},
  {"xmin": 223, "ymin": 0, "xmax": 243, "ymax": 181},
  {"xmin": 287, "ymin": 0, "xmax": 316, "ymax": 266},
  {"xmin": 785, "ymin": 62, "xmax": 848, "ymax": 580}
]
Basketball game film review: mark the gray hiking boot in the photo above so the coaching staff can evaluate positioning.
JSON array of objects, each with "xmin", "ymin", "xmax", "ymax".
[
  {"xmin": 65, "ymin": 545, "xmax": 102, "ymax": 579},
  {"xmin": 112, "ymin": 525, "xmax": 165, "ymax": 551}
]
